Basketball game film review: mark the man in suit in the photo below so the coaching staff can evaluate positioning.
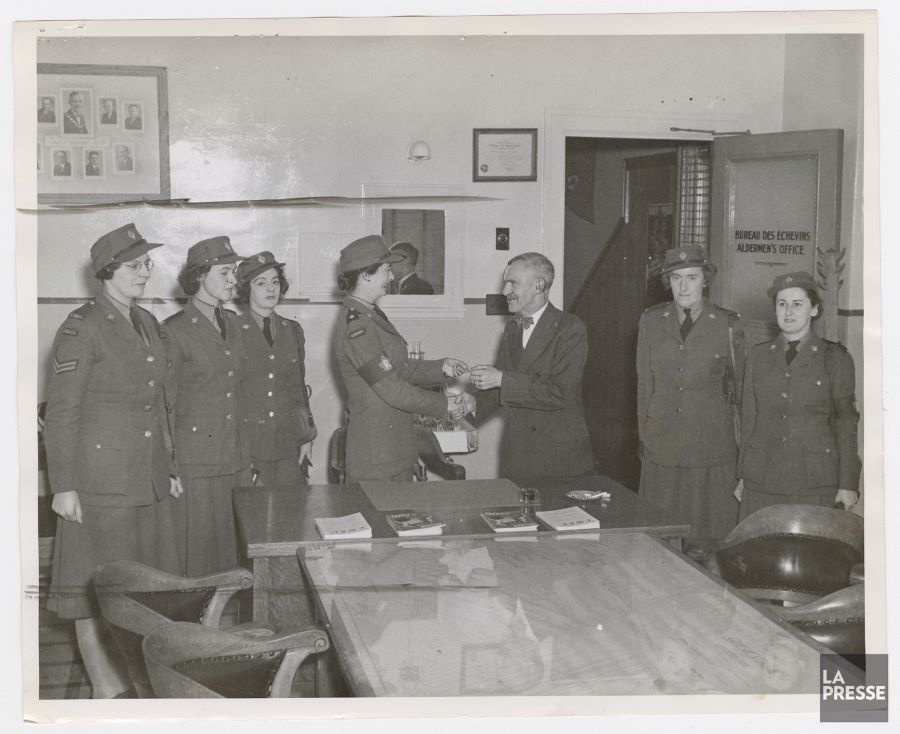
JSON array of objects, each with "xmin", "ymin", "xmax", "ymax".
[
  {"xmin": 38, "ymin": 96, "xmax": 56, "ymax": 123},
  {"xmin": 470, "ymin": 252, "xmax": 593, "ymax": 483},
  {"xmin": 63, "ymin": 91, "xmax": 88, "ymax": 134},
  {"xmin": 333, "ymin": 235, "xmax": 469, "ymax": 481},
  {"xmin": 388, "ymin": 241, "xmax": 435, "ymax": 294},
  {"xmin": 53, "ymin": 150, "xmax": 71, "ymax": 176},
  {"xmin": 124, "ymin": 104, "xmax": 142, "ymax": 130},
  {"xmin": 85, "ymin": 151, "xmax": 102, "ymax": 177},
  {"xmin": 100, "ymin": 98, "xmax": 117, "ymax": 125}
]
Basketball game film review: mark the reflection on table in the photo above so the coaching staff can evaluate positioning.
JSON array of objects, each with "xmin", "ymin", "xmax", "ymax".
[{"xmin": 300, "ymin": 532, "xmax": 825, "ymax": 697}]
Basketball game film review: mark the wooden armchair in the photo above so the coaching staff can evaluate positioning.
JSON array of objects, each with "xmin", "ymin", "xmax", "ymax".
[
  {"xmin": 143, "ymin": 621, "xmax": 329, "ymax": 698},
  {"xmin": 706, "ymin": 504, "xmax": 863, "ymax": 607},
  {"xmin": 93, "ymin": 560, "xmax": 262, "ymax": 698}
]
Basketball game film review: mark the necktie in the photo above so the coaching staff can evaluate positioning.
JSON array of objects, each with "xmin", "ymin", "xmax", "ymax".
[
  {"xmin": 680, "ymin": 308, "xmax": 693, "ymax": 341},
  {"xmin": 262, "ymin": 316, "xmax": 274, "ymax": 347},
  {"xmin": 786, "ymin": 340, "xmax": 799, "ymax": 365},
  {"xmin": 214, "ymin": 307, "xmax": 227, "ymax": 340},
  {"xmin": 129, "ymin": 307, "xmax": 148, "ymax": 346}
]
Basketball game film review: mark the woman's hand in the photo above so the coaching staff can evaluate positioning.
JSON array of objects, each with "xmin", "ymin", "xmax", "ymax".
[
  {"xmin": 733, "ymin": 478, "xmax": 744, "ymax": 503},
  {"xmin": 169, "ymin": 476, "xmax": 184, "ymax": 499},
  {"xmin": 52, "ymin": 491, "xmax": 82, "ymax": 523},
  {"xmin": 299, "ymin": 441, "xmax": 313, "ymax": 465},
  {"xmin": 834, "ymin": 489, "xmax": 859, "ymax": 510}
]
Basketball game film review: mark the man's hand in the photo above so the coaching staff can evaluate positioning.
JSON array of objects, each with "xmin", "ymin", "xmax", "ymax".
[
  {"xmin": 470, "ymin": 365, "xmax": 502, "ymax": 390},
  {"xmin": 834, "ymin": 489, "xmax": 859, "ymax": 511},
  {"xmin": 442, "ymin": 358, "xmax": 469, "ymax": 378},
  {"xmin": 52, "ymin": 490, "xmax": 82, "ymax": 523},
  {"xmin": 169, "ymin": 476, "xmax": 184, "ymax": 499}
]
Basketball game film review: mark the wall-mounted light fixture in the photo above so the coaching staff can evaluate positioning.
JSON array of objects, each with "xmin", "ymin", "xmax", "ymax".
[{"xmin": 406, "ymin": 140, "xmax": 432, "ymax": 162}]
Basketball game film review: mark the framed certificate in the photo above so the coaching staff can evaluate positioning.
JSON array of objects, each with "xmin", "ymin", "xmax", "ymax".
[{"xmin": 473, "ymin": 128, "xmax": 538, "ymax": 182}]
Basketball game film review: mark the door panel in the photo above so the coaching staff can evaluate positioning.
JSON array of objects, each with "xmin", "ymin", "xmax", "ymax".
[{"xmin": 710, "ymin": 129, "xmax": 843, "ymax": 343}]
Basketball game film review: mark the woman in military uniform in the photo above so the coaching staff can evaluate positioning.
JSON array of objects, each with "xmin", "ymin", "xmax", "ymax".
[
  {"xmin": 737, "ymin": 272, "xmax": 860, "ymax": 519},
  {"xmin": 234, "ymin": 251, "xmax": 316, "ymax": 487},
  {"xmin": 44, "ymin": 223, "xmax": 183, "ymax": 698},
  {"xmin": 636, "ymin": 245, "xmax": 744, "ymax": 544},
  {"xmin": 164, "ymin": 236, "xmax": 251, "ymax": 576},
  {"xmin": 334, "ymin": 235, "xmax": 471, "ymax": 482}
]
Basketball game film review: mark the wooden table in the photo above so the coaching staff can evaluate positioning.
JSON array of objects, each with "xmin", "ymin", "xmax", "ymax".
[
  {"xmin": 233, "ymin": 476, "xmax": 690, "ymax": 627},
  {"xmin": 299, "ymin": 532, "xmax": 828, "ymax": 697}
]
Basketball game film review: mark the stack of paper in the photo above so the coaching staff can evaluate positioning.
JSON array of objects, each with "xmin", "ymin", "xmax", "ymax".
[
  {"xmin": 535, "ymin": 506, "xmax": 600, "ymax": 531},
  {"xmin": 314, "ymin": 512, "xmax": 373, "ymax": 540}
]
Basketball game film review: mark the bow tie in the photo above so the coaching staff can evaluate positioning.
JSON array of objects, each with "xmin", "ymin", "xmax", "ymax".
[{"xmin": 513, "ymin": 314, "xmax": 534, "ymax": 329}]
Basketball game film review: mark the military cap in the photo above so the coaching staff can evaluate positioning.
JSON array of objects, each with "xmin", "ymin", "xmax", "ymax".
[
  {"xmin": 657, "ymin": 245, "xmax": 717, "ymax": 276},
  {"xmin": 767, "ymin": 271, "xmax": 819, "ymax": 298},
  {"xmin": 339, "ymin": 234, "xmax": 404, "ymax": 274},
  {"xmin": 237, "ymin": 251, "xmax": 285, "ymax": 284},
  {"xmin": 187, "ymin": 236, "xmax": 244, "ymax": 266},
  {"xmin": 90, "ymin": 223, "xmax": 162, "ymax": 274}
]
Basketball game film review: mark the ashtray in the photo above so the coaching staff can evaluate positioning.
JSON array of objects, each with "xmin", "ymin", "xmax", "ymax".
[{"xmin": 565, "ymin": 489, "xmax": 610, "ymax": 501}]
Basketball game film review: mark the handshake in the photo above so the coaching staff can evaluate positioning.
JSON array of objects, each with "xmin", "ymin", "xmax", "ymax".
[{"xmin": 441, "ymin": 358, "xmax": 503, "ymax": 421}]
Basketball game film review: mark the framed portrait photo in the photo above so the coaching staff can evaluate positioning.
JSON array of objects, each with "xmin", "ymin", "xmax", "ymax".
[
  {"xmin": 37, "ymin": 63, "xmax": 169, "ymax": 205},
  {"xmin": 473, "ymin": 128, "xmax": 538, "ymax": 182}
]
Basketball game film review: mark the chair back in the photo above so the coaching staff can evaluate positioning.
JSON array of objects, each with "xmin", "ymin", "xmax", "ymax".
[
  {"xmin": 778, "ymin": 583, "xmax": 866, "ymax": 656},
  {"xmin": 711, "ymin": 505, "xmax": 863, "ymax": 605},
  {"xmin": 94, "ymin": 560, "xmax": 253, "ymax": 697},
  {"xmin": 143, "ymin": 621, "xmax": 329, "ymax": 698},
  {"xmin": 414, "ymin": 425, "xmax": 466, "ymax": 480}
]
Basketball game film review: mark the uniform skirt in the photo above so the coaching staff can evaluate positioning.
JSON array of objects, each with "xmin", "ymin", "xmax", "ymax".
[
  {"xmin": 639, "ymin": 459, "xmax": 739, "ymax": 542},
  {"xmin": 46, "ymin": 495, "xmax": 183, "ymax": 620},
  {"xmin": 178, "ymin": 470, "xmax": 251, "ymax": 577}
]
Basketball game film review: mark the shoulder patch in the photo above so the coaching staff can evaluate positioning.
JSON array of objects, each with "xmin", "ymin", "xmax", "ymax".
[
  {"xmin": 62, "ymin": 327, "xmax": 78, "ymax": 337},
  {"xmin": 346, "ymin": 309, "xmax": 360, "ymax": 323},
  {"xmin": 163, "ymin": 311, "xmax": 185, "ymax": 325},
  {"xmin": 348, "ymin": 327, "xmax": 367, "ymax": 339}
]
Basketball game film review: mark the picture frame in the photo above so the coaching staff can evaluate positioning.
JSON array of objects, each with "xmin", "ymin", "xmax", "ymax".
[
  {"xmin": 472, "ymin": 127, "xmax": 538, "ymax": 182},
  {"xmin": 37, "ymin": 63, "xmax": 170, "ymax": 205}
]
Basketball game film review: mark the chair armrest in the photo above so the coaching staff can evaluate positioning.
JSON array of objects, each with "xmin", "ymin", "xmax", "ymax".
[{"xmin": 849, "ymin": 562, "xmax": 865, "ymax": 585}]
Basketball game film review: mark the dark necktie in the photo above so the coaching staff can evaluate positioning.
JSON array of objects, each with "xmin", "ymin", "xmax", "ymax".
[
  {"xmin": 214, "ymin": 306, "xmax": 227, "ymax": 340},
  {"xmin": 262, "ymin": 316, "xmax": 274, "ymax": 347},
  {"xmin": 680, "ymin": 308, "xmax": 693, "ymax": 341},
  {"xmin": 129, "ymin": 306, "xmax": 148, "ymax": 346},
  {"xmin": 785, "ymin": 340, "xmax": 799, "ymax": 365}
]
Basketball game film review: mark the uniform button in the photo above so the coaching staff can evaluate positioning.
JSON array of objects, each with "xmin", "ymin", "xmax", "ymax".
[
  {"xmin": 267, "ymin": 391, "xmax": 273, "ymax": 397},
  {"xmin": 678, "ymin": 367, "xmax": 684, "ymax": 373},
  {"xmin": 226, "ymin": 414, "xmax": 232, "ymax": 421},
  {"xmin": 95, "ymin": 443, "xmax": 102, "ymax": 449},
  {"xmin": 227, "ymin": 370, "xmax": 234, "ymax": 377},
  {"xmin": 144, "ymin": 430, "xmax": 152, "ymax": 438},
  {"xmin": 268, "ymin": 411, "xmax": 275, "ymax": 417},
  {"xmin": 148, "ymin": 380, "xmax": 156, "ymax": 387},
  {"xmin": 144, "ymin": 405, "xmax": 152, "ymax": 412},
  {"xmin": 269, "ymin": 354, "xmax": 276, "ymax": 360},
  {"xmin": 676, "ymin": 408, "xmax": 682, "ymax": 413},
  {"xmin": 147, "ymin": 355, "xmax": 155, "ymax": 362},
  {"xmin": 676, "ymin": 387, "xmax": 684, "ymax": 392},
  {"xmin": 678, "ymin": 345, "xmax": 685, "ymax": 351},
  {"xmin": 268, "ymin": 373, "xmax": 274, "ymax": 379},
  {"xmin": 226, "ymin": 392, "xmax": 232, "ymax": 399},
  {"xmin": 224, "ymin": 350, "xmax": 231, "ymax": 356},
  {"xmin": 781, "ymin": 392, "xmax": 788, "ymax": 399},
  {"xmin": 825, "ymin": 448, "xmax": 832, "ymax": 454},
  {"xmin": 781, "ymin": 437, "xmax": 788, "ymax": 443},
  {"xmin": 781, "ymin": 414, "xmax": 786, "ymax": 420},
  {"xmin": 192, "ymin": 426, "xmax": 197, "ymax": 432},
  {"xmin": 785, "ymin": 372, "xmax": 791, "ymax": 378}
]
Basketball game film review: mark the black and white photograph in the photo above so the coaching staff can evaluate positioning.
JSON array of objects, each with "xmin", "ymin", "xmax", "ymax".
[
  {"xmin": 123, "ymin": 101, "xmax": 143, "ymax": 130},
  {"xmin": 60, "ymin": 87, "xmax": 92, "ymax": 135},
  {"xmin": 8, "ymin": 5, "xmax": 897, "ymax": 734},
  {"xmin": 98, "ymin": 96, "xmax": 118, "ymax": 126},
  {"xmin": 113, "ymin": 143, "xmax": 134, "ymax": 174},
  {"xmin": 37, "ymin": 94, "xmax": 56, "ymax": 125}
]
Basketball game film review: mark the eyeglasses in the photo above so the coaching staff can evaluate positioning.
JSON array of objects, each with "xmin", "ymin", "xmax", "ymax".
[{"xmin": 122, "ymin": 260, "xmax": 155, "ymax": 274}]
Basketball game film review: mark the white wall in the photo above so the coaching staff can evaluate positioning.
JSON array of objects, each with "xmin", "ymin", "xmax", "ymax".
[{"xmin": 35, "ymin": 33, "xmax": 844, "ymax": 482}]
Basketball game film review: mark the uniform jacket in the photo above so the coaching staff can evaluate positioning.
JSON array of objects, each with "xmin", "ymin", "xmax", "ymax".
[
  {"xmin": 63, "ymin": 109, "xmax": 87, "ymax": 134},
  {"xmin": 738, "ymin": 332, "xmax": 860, "ymax": 495},
  {"xmin": 163, "ymin": 301, "xmax": 248, "ymax": 479},
  {"xmin": 397, "ymin": 273, "xmax": 434, "ymax": 295},
  {"xmin": 475, "ymin": 302, "xmax": 593, "ymax": 481},
  {"xmin": 236, "ymin": 310, "xmax": 317, "ymax": 462},
  {"xmin": 636, "ymin": 299, "xmax": 744, "ymax": 468},
  {"xmin": 43, "ymin": 292, "xmax": 175, "ymax": 508},
  {"xmin": 334, "ymin": 296, "xmax": 447, "ymax": 480}
]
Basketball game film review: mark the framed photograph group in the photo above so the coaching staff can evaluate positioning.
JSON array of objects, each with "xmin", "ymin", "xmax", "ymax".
[{"xmin": 36, "ymin": 63, "xmax": 169, "ymax": 205}]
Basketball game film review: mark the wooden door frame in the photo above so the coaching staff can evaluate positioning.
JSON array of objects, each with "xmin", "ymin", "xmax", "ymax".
[{"xmin": 544, "ymin": 108, "xmax": 741, "ymax": 305}]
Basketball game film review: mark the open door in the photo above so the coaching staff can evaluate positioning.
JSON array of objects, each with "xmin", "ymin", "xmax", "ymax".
[{"xmin": 709, "ymin": 129, "xmax": 843, "ymax": 345}]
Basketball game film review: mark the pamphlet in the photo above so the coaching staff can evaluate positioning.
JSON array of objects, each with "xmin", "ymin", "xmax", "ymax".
[
  {"xmin": 385, "ymin": 510, "xmax": 446, "ymax": 537},
  {"xmin": 480, "ymin": 510, "xmax": 539, "ymax": 533},
  {"xmin": 314, "ymin": 512, "xmax": 373, "ymax": 540},
  {"xmin": 535, "ymin": 506, "xmax": 600, "ymax": 531}
]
